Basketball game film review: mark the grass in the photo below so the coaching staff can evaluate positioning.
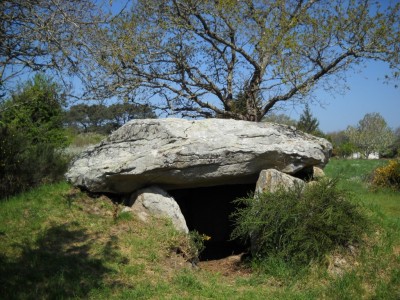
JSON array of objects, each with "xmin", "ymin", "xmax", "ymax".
[
  {"xmin": 325, "ymin": 158, "xmax": 400, "ymax": 217},
  {"xmin": 69, "ymin": 132, "xmax": 106, "ymax": 148},
  {"xmin": 63, "ymin": 132, "xmax": 106, "ymax": 157},
  {"xmin": 0, "ymin": 159, "xmax": 399, "ymax": 299}
]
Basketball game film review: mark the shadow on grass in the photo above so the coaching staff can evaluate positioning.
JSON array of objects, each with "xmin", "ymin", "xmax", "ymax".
[{"xmin": 0, "ymin": 222, "xmax": 119, "ymax": 299}]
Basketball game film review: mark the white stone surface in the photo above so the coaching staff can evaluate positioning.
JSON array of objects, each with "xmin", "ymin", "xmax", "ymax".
[
  {"xmin": 255, "ymin": 169, "xmax": 305, "ymax": 194},
  {"xmin": 66, "ymin": 118, "xmax": 332, "ymax": 193},
  {"xmin": 130, "ymin": 186, "xmax": 189, "ymax": 233}
]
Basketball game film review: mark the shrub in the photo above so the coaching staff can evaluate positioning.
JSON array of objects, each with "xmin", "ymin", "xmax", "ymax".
[
  {"xmin": 168, "ymin": 230, "xmax": 210, "ymax": 265},
  {"xmin": 370, "ymin": 159, "xmax": 400, "ymax": 191},
  {"xmin": 0, "ymin": 124, "xmax": 69, "ymax": 199},
  {"xmin": 335, "ymin": 142, "xmax": 357, "ymax": 158},
  {"xmin": 231, "ymin": 178, "xmax": 369, "ymax": 266},
  {"xmin": 1, "ymin": 74, "xmax": 68, "ymax": 148},
  {"xmin": 0, "ymin": 74, "xmax": 69, "ymax": 199}
]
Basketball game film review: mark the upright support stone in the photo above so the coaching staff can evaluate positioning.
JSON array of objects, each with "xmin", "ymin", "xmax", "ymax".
[
  {"xmin": 313, "ymin": 166, "xmax": 325, "ymax": 179},
  {"xmin": 130, "ymin": 186, "xmax": 189, "ymax": 233},
  {"xmin": 255, "ymin": 169, "xmax": 305, "ymax": 195}
]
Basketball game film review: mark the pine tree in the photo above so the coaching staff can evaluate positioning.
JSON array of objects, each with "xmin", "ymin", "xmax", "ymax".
[{"xmin": 297, "ymin": 104, "xmax": 320, "ymax": 134}]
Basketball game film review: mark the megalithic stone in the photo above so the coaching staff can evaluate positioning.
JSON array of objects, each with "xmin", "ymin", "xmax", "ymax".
[{"xmin": 66, "ymin": 118, "xmax": 332, "ymax": 194}]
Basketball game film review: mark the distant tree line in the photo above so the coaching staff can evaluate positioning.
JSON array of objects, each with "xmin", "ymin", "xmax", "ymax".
[
  {"xmin": 263, "ymin": 106, "xmax": 399, "ymax": 159},
  {"xmin": 64, "ymin": 102, "xmax": 156, "ymax": 134},
  {"xmin": 327, "ymin": 113, "xmax": 398, "ymax": 159}
]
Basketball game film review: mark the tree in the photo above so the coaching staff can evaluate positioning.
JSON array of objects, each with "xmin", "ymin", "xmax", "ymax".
[
  {"xmin": 383, "ymin": 126, "xmax": 400, "ymax": 158},
  {"xmin": 346, "ymin": 113, "xmax": 395, "ymax": 158},
  {"xmin": 64, "ymin": 104, "xmax": 92, "ymax": 133},
  {"xmin": 64, "ymin": 102, "xmax": 156, "ymax": 133},
  {"xmin": 64, "ymin": 104, "xmax": 109, "ymax": 133},
  {"xmin": 262, "ymin": 113, "xmax": 297, "ymax": 127},
  {"xmin": 297, "ymin": 104, "xmax": 320, "ymax": 134},
  {"xmin": 394, "ymin": 127, "xmax": 400, "ymax": 157},
  {"xmin": 0, "ymin": 74, "xmax": 69, "ymax": 198},
  {"xmin": 0, "ymin": 73, "xmax": 67, "ymax": 147},
  {"xmin": 108, "ymin": 103, "xmax": 156, "ymax": 127},
  {"xmin": 0, "ymin": 0, "xmax": 109, "ymax": 97},
  {"xmin": 326, "ymin": 130, "xmax": 356, "ymax": 158},
  {"xmin": 85, "ymin": 0, "xmax": 400, "ymax": 121}
]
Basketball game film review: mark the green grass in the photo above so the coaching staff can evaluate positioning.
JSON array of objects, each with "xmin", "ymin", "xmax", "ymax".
[
  {"xmin": 69, "ymin": 132, "xmax": 106, "ymax": 148},
  {"xmin": 325, "ymin": 158, "xmax": 400, "ymax": 217},
  {"xmin": 0, "ymin": 159, "xmax": 399, "ymax": 299},
  {"xmin": 324, "ymin": 158, "xmax": 385, "ymax": 181}
]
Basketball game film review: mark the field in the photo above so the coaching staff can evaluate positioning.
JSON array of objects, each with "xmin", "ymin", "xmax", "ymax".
[{"xmin": 1, "ymin": 159, "xmax": 399, "ymax": 299}]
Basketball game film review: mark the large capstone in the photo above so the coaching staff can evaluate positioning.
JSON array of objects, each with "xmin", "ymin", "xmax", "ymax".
[{"xmin": 66, "ymin": 118, "xmax": 332, "ymax": 194}]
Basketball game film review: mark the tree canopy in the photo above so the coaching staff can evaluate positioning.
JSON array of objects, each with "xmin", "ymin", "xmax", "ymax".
[
  {"xmin": 64, "ymin": 102, "xmax": 156, "ymax": 134},
  {"xmin": 0, "ymin": 0, "xmax": 109, "ymax": 97},
  {"xmin": 85, "ymin": 0, "xmax": 400, "ymax": 121},
  {"xmin": 2, "ymin": 1, "xmax": 399, "ymax": 120},
  {"xmin": 297, "ymin": 104, "xmax": 320, "ymax": 134},
  {"xmin": 346, "ymin": 112, "xmax": 395, "ymax": 158}
]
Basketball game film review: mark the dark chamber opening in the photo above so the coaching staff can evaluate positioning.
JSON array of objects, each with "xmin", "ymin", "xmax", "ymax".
[{"xmin": 169, "ymin": 184, "xmax": 255, "ymax": 261}]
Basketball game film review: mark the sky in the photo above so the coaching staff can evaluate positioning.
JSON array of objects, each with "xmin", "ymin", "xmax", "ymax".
[
  {"xmin": 282, "ymin": 58, "xmax": 400, "ymax": 133},
  {"xmin": 274, "ymin": 0, "xmax": 400, "ymax": 133}
]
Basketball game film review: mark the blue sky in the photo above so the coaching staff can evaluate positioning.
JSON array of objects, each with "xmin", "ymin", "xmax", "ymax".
[
  {"xmin": 282, "ymin": 60, "xmax": 399, "ymax": 133},
  {"xmin": 292, "ymin": 0, "xmax": 400, "ymax": 133}
]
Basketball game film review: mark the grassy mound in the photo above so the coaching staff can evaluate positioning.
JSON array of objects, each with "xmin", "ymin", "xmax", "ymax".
[{"xmin": 1, "ymin": 159, "xmax": 399, "ymax": 299}]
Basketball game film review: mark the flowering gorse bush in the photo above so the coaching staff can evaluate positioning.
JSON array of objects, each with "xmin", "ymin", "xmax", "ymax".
[{"xmin": 371, "ymin": 159, "xmax": 400, "ymax": 191}]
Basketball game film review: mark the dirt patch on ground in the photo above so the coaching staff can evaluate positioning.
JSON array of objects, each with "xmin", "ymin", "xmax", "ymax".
[
  {"xmin": 198, "ymin": 254, "xmax": 252, "ymax": 278},
  {"xmin": 393, "ymin": 246, "xmax": 400, "ymax": 258}
]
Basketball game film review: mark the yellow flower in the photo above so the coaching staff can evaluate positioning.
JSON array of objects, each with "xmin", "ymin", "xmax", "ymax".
[{"xmin": 202, "ymin": 234, "xmax": 211, "ymax": 241}]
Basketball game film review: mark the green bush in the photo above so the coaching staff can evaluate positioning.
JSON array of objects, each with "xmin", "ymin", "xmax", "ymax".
[
  {"xmin": 335, "ymin": 142, "xmax": 357, "ymax": 158},
  {"xmin": 370, "ymin": 159, "xmax": 400, "ymax": 191},
  {"xmin": 0, "ymin": 125, "xmax": 69, "ymax": 199},
  {"xmin": 0, "ymin": 74, "xmax": 69, "ymax": 199},
  {"xmin": 231, "ymin": 178, "xmax": 369, "ymax": 266},
  {"xmin": 1, "ymin": 74, "xmax": 68, "ymax": 148}
]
